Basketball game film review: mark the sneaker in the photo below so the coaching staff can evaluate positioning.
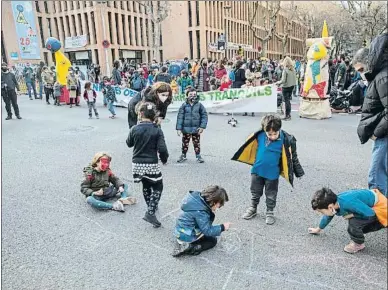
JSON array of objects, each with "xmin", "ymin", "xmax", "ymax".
[
  {"xmin": 143, "ymin": 212, "xmax": 161, "ymax": 228},
  {"xmin": 172, "ymin": 240, "xmax": 191, "ymax": 257},
  {"xmin": 283, "ymin": 116, "xmax": 291, "ymax": 121},
  {"xmin": 89, "ymin": 116, "xmax": 92, "ymax": 119},
  {"xmin": 111, "ymin": 201, "xmax": 125, "ymax": 212},
  {"xmin": 344, "ymin": 241, "xmax": 365, "ymax": 254},
  {"xmin": 96, "ymin": 115, "xmax": 100, "ymax": 119},
  {"xmin": 29, "ymin": 98, "xmax": 33, "ymax": 100},
  {"xmin": 119, "ymin": 197, "xmax": 137, "ymax": 205},
  {"xmin": 177, "ymin": 154, "xmax": 187, "ymax": 163},
  {"xmin": 5, "ymin": 116, "xmax": 12, "ymax": 120},
  {"xmin": 242, "ymin": 206, "xmax": 257, "ymax": 220},
  {"xmin": 16, "ymin": 116, "xmax": 22, "ymax": 120},
  {"xmin": 265, "ymin": 211, "xmax": 276, "ymax": 225},
  {"xmin": 196, "ymin": 155, "xmax": 205, "ymax": 163}
]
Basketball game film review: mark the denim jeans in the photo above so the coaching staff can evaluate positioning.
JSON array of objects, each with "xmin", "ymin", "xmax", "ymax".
[
  {"xmin": 26, "ymin": 82, "xmax": 37, "ymax": 99},
  {"xmin": 39, "ymin": 81, "xmax": 43, "ymax": 98},
  {"xmin": 107, "ymin": 101, "xmax": 116, "ymax": 115},
  {"xmin": 86, "ymin": 184, "xmax": 128, "ymax": 210},
  {"xmin": 368, "ymin": 136, "xmax": 388, "ymax": 196}
]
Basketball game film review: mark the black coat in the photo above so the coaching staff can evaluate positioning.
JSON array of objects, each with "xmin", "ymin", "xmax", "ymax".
[
  {"xmin": 357, "ymin": 33, "xmax": 388, "ymax": 144},
  {"xmin": 126, "ymin": 121, "xmax": 169, "ymax": 164},
  {"xmin": 232, "ymin": 68, "xmax": 246, "ymax": 88},
  {"xmin": 176, "ymin": 100, "xmax": 208, "ymax": 134}
]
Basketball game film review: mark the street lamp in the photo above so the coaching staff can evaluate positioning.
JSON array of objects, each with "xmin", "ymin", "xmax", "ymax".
[{"xmin": 223, "ymin": 5, "xmax": 231, "ymax": 59}]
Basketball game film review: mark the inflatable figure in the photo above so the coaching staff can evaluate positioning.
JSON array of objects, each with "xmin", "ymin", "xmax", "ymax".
[
  {"xmin": 299, "ymin": 21, "xmax": 333, "ymax": 119},
  {"xmin": 45, "ymin": 37, "xmax": 71, "ymax": 86}
]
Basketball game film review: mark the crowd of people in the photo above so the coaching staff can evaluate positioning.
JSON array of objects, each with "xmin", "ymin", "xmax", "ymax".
[{"xmin": 2, "ymin": 31, "xmax": 387, "ymax": 258}]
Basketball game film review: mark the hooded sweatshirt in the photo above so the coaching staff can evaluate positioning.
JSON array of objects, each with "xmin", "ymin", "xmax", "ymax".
[{"xmin": 174, "ymin": 191, "xmax": 224, "ymax": 243}]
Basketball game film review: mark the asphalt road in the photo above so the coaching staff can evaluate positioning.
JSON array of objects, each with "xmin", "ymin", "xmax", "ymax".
[{"xmin": 2, "ymin": 97, "xmax": 387, "ymax": 290}]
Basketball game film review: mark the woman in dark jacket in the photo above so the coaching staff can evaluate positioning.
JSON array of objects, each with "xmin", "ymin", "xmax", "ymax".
[
  {"xmin": 127, "ymin": 82, "xmax": 173, "ymax": 129},
  {"xmin": 232, "ymin": 60, "xmax": 246, "ymax": 88}
]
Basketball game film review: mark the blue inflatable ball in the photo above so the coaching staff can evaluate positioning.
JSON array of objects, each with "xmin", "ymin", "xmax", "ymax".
[{"xmin": 45, "ymin": 37, "xmax": 61, "ymax": 53}]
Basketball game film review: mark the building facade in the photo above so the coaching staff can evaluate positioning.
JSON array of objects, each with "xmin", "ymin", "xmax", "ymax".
[{"xmin": 2, "ymin": 1, "xmax": 308, "ymax": 75}]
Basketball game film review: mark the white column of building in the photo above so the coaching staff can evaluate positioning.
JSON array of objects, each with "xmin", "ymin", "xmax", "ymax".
[
  {"xmin": 124, "ymin": 13, "xmax": 130, "ymax": 46},
  {"xmin": 118, "ymin": 14, "xmax": 124, "ymax": 46},
  {"xmin": 130, "ymin": 14, "xmax": 136, "ymax": 47}
]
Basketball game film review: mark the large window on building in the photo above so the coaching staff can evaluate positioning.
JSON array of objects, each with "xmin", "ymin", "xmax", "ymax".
[
  {"xmin": 159, "ymin": 50, "xmax": 163, "ymax": 62},
  {"xmin": 47, "ymin": 18, "xmax": 52, "ymax": 37},
  {"xmin": 94, "ymin": 49, "xmax": 99, "ymax": 64},
  {"xmin": 108, "ymin": 12, "xmax": 113, "ymax": 43},
  {"xmin": 78, "ymin": 14, "xmax": 83, "ymax": 35},
  {"xmin": 115, "ymin": 13, "xmax": 120, "ymax": 45},
  {"xmin": 44, "ymin": 1, "xmax": 49, "ymax": 13},
  {"xmin": 35, "ymin": 1, "xmax": 40, "ymax": 13},
  {"xmin": 84, "ymin": 13, "xmax": 90, "ymax": 41},
  {"xmin": 134, "ymin": 17, "xmax": 138, "ymax": 46},
  {"xmin": 159, "ymin": 24, "xmax": 163, "ymax": 46},
  {"xmin": 91, "ymin": 12, "xmax": 97, "ymax": 44},
  {"xmin": 188, "ymin": 1, "xmax": 192, "ymax": 27},
  {"xmin": 196, "ymin": 30, "xmax": 200, "ymax": 59},
  {"xmin": 59, "ymin": 17, "xmax": 65, "ymax": 43},
  {"xmin": 54, "ymin": 18, "xmax": 59, "ymax": 38},
  {"xmin": 128, "ymin": 16, "xmax": 133, "ymax": 45},
  {"xmin": 145, "ymin": 19, "xmax": 149, "ymax": 47},
  {"xmin": 189, "ymin": 31, "xmax": 193, "ymax": 60},
  {"xmin": 65, "ymin": 16, "xmax": 71, "ymax": 36},
  {"xmin": 38, "ymin": 17, "xmax": 44, "ymax": 47},
  {"xmin": 77, "ymin": 1, "xmax": 80, "ymax": 9},
  {"xmin": 139, "ymin": 18, "xmax": 144, "ymax": 46},
  {"xmin": 71, "ymin": 15, "xmax": 76, "ymax": 35},
  {"xmin": 122, "ymin": 15, "xmax": 127, "ymax": 45}
]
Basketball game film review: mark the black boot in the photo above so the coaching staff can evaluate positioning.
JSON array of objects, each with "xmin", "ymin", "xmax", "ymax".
[
  {"xmin": 143, "ymin": 212, "xmax": 161, "ymax": 228},
  {"xmin": 5, "ymin": 115, "xmax": 12, "ymax": 120},
  {"xmin": 16, "ymin": 115, "xmax": 22, "ymax": 120}
]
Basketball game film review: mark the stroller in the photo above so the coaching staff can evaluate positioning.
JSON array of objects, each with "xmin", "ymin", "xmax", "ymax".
[{"xmin": 330, "ymin": 81, "xmax": 363, "ymax": 113}]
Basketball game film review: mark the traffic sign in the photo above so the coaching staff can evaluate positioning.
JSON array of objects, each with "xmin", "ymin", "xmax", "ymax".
[{"xmin": 102, "ymin": 40, "xmax": 110, "ymax": 48}]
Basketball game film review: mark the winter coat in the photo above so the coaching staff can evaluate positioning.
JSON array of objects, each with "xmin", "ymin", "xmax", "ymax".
[
  {"xmin": 196, "ymin": 67, "xmax": 214, "ymax": 92},
  {"xmin": 177, "ymin": 76, "xmax": 194, "ymax": 94},
  {"xmin": 126, "ymin": 121, "xmax": 169, "ymax": 164},
  {"xmin": 176, "ymin": 99, "xmax": 208, "ymax": 134},
  {"xmin": 83, "ymin": 89, "xmax": 97, "ymax": 102},
  {"xmin": 232, "ymin": 68, "xmax": 246, "ymax": 89},
  {"xmin": 131, "ymin": 72, "xmax": 146, "ymax": 91},
  {"xmin": 357, "ymin": 33, "xmax": 388, "ymax": 144},
  {"xmin": 154, "ymin": 72, "xmax": 172, "ymax": 84},
  {"xmin": 1, "ymin": 71, "xmax": 20, "ymax": 91},
  {"xmin": 67, "ymin": 74, "xmax": 78, "ymax": 90},
  {"xmin": 214, "ymin": 67, "xmax": 227, "ymax": 80},
  {"xmin": 168, "ymin": 64, "xmax": 182, "ymax": 77},
  {"xmin": 42, "ymin": 71, "xmax": 56, "ymax": 87},
  {"xmin": 231, "ymin": 129, "xmax": 304, "ymax": 186},
  {"xmin": 23, "ymin": 67, "xmax": 35, "ymax": 83},
  {"xmin": 105, "ymin": 85, "xmax": 117, "ymax": 102},
  {"xmin": 335, "ymin": 62, "xmax": 347, "ymax": 88},
  {"xmin": 174, "ymin": 191, "xmax": 224, "ymax": 243},
  {"xmin": 36, "ymin": 65, "xmax": 44, "ymax": 82},
  {"xmin": 112, "ymin": 68, "xmax": 122, "ymax": 85},
  {"xmin": 80, "ymin": 165, "xmax": 124, "ymax": 197},
  {"xmin": 279, "ymin": 68, "xmax": 297, "ymax": 89}
]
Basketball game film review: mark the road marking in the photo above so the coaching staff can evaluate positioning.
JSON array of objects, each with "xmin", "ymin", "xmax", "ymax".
[{"xmin": 222, "ymin": 269, "xmax": 234, "ymax": 290}]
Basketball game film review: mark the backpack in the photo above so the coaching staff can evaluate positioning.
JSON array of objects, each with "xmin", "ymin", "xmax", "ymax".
[{"xmin": 131, "ymin": 76, "xmax": 144, "ymax": 91}]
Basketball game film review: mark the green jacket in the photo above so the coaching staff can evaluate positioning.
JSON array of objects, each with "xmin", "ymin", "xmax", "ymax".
[
  {"xmin": 80, "ymin": 165, "xmax": 124, "ymax": 197},
  {"xmin": 279, "ymin": 68, "xmax": 296, "ymax": 89}
]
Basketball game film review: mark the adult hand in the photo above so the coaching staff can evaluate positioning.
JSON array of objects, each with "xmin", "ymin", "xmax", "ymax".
[
  {"xmin": 118, "ymin": 186, "xmax": 124, "ymax": 193},
  {"xmin": 223, "ymin": 222, "xmax": 232, "ymax": 231},
  {"xmin": 94, "ymin": 188, "xmax": 103, "ymax": 196},
  {"xmin": 197, "ymin": 128, "xmax": 204, "ymax": 134},
  {"xmin": 308, "ymin": 227, "xmax": 322, "ymax": 235},
  {"xmin": 177, "ymin": 130, "xmax": 182, "ymax": 136}
]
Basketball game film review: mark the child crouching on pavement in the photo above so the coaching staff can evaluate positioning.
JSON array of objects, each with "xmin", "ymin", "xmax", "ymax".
[
  {"xmin": 81, "ymin": 152, "xmax": 136, "ymax": 212},
  {"xmin": 176, "ymin": 88, "xmax": 208, "ymax": 163},
  {"xmin": 308, "ymin": 187, "xmax": 387, "ymax": 254},
  {"xmin": 231, "ymin": 114, "xmax": 304, "ymax": 225},
  {"xmin": 172, "ymin": 185, "xmax": 231, "ymax": 257},
  {"xmin": 126, "ymin": 102, "xmax": 169, "ymax": 228},
  {"xmin": 83, "ymin": 82, "xmax": 99, "ymax": 119}
]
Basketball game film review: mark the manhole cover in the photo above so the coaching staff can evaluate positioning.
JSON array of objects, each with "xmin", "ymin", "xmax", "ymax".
[{"xmin": 62, "ymin": 125, "xmax": 95, "ymax": 133}]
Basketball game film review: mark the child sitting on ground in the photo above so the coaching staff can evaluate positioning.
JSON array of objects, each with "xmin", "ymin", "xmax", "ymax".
[
  {"xmin": 231, "ymin": 114, "xmax": 304, "ymax": 225},
  {"xmin": 176, "ymin": 88, "xmax": 208, "ymax": 163},
  {"xmin": 172, "ymin": 185, "xmax": 231, "ymax": 257},
  {"xmin": 308, "ymin": 187, "xmax": 387, "ymax": 254},
  {"xmin": 83, "ymin": 81, "xmax": 99, "ymax": 119},
  {"xmin": 126, "ymin": 102, "xmax": 169, "ymax": 227},
  {"xmin": 80, "ymin": 152, "xmax": 136, "ymax": 212}
]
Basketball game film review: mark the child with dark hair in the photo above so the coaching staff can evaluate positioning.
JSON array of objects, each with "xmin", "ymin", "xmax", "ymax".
[
  {"xmin": 176, "ymin": 88, "xmax": 208, "ymax": 163},
  {"xmin": 83, "ymin": 81, "xmax": 99, "ymax": 119},
  {"xmin": 103, "ymin": 79, "xmax": 117, "ymax": 119},
  {"xmin": 308, "ymin": 187, "xmax": 387, "ymax": 254},
  {"xmin": 126, "ymin": 102, "xmax": 169, "ymax": 227},
  {"xmin": 81, "ymin": 152, "xmax": 136, "ymax": 212},
  {"xmin": 100, "ymin": 76, "xmax": 109, "ymax": 107},
  {"xmin": 172, "ymin": 185, "xmax": 231, "ymax": 257},
  {"xmin": 232, "ymin": 114, "xmax": 304, "ymax": 225}
]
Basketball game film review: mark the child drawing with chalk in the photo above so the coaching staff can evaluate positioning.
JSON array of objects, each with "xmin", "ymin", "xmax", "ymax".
[
  {"xmin": 231, "ymin": 114, "xmax": 304, "ymax": 225},
  {"xmin": 80, "ymin": 152, "xmax": 136, "ymax": 212},
  {"xmin": 172, "ymin": 185, "xmax": 231, "ymax": 257},
  {"xmin": 308, "ymin": 187, "xmax": 387, "ymax": 254}
]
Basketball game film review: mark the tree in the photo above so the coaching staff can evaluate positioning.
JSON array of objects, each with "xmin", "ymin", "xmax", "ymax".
[
  {"xmin": 275, "ymin": 1, "xmax": 299, "ymax": 58},
  {"xmin": 341, "ymin": 1, "xmax": 388, "ymax": 44},
  {"xmin": 135, "ymin": 1, "xmax": 171, "ymax": 62},
  {"xmin": 248, "ymin": 1, "xmax": 281, "ymax": 58}
]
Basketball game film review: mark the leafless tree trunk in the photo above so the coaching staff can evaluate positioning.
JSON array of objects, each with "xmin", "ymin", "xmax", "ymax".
[
  {"xmin": 136, "ymin": 1, "xmax": 171, "ymax": 62},
  {"xmin": 248, "ymin": 1, "xmax": 281, "ymax": 58},
  {"xmin": 275, "ymin": 1, "xmax": 298, "ymax": 59}
]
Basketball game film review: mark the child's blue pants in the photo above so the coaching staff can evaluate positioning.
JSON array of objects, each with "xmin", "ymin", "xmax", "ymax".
[{"xmin": 86, "ymin": 184, "xmax": 128, "ymax": 210}]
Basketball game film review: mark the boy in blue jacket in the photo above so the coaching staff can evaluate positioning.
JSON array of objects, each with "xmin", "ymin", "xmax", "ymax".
[
  {"xmin": 172, "ymin": 185, "xmax": 231, "ymax": 257},
  {"xmin": 308, "ymin": 187, "xmax": 387, "ymax": 254},
  {"xmin": 176, "ymin": 88, "xmax": 208, "ymax": 163}
]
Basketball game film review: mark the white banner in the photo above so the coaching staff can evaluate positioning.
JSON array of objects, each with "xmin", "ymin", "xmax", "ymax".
[
  {"xmin": 80, "ymin": 82, "xmax": 277, "ymax": 113},
  {"xmin": 65, "ymin": 35, "xmax": 88, "ymax": 49}
]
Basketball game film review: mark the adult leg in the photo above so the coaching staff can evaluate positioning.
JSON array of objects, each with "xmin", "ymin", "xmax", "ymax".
[
  {"xmin": 264, "ymin": 178, "xmax": 279, "ymax": 225},
  {"xmin": 2, "ymin": 90, "xmax": 12, "ymax": 119},
  {"xmin": 368, "ymin": 137, "xmax": 388, "ymax": 196},
  {"xmin": 32, "ymin": 82, "xmax": 38, "ymax": 99},
  {"xmin": 44, "ymin": 87, "xmax": 50, "ymax": 104},
  {"xmin": 26, "ymin": 82, "xmax": 32, "ymax": 99},
  {"xmin": 8, "ymin": 90, "xmax": 20, "ymax": 118},
  {"xmin": 283, "ymin": 88, "xmax": 293, "ymax": 119},
  {"xmin": 39, "ymin": 81, "xmax": 43, "ymax": 98},
  {"xmin": 242, "ymin": 174, "xmax": 265, "ymax": 219}
]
